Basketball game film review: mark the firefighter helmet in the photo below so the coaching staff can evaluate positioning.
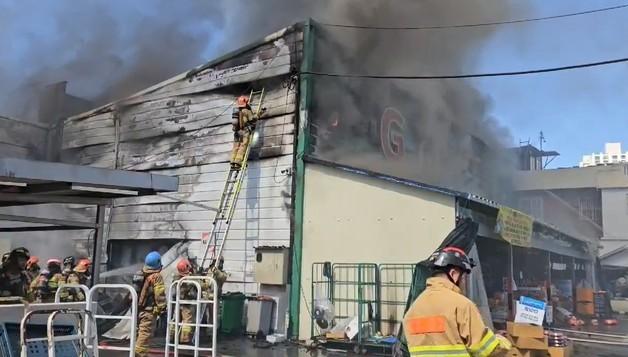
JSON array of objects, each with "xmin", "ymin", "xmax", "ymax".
[
  {"xmin": 47, "ymin": 258, "xmax": 61, "ymax": 266},
  {"xmin": 26, "ymin": 256, "xmax": 40, "ymax": 269},
  {"xmin": 10, "ymin": 247, "xmax": 30, "ymax": 260},
  {"xmin": 177, "ymin": 259, "xmax": 192, "ymax": 275},
  {"xmin": 429, "ymin": 247, "xmax": 475, "ymax": 274},
  {"xmin": 75, "ymin": 259, "xmax": 91, "ymax": 273},
  {"xmin": 237, "ymin": 95, "xmax": 249, "ymax": 108},
  {"xmin": 63, "ymin": 256, "xmax": 76, "ymax": 267},
  {"xmin": 144, "ymin": 251, "xmax": 162, "ymax": 270}
]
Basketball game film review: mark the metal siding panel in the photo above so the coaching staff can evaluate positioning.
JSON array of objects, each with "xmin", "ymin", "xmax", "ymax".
[{"xmin": 60, "ymin": 28, "xmax": 301, "ymax": 298}]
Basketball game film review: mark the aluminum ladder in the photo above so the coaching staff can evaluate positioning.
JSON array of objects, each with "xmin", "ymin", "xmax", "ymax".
[
  {"xmin": 19, "ymin": 305, "xmax": 98, "ymax": 357},
  {"xmin": 199, "ymin": 88, "xmax": 266, "ymax": 269},
  {"xmin": 86, "ymin": 284, "xmax": 138, "ymax": 356},
  {"xmin": 165, "ymin": 276, "xmax": 219, "ymax": 357}
]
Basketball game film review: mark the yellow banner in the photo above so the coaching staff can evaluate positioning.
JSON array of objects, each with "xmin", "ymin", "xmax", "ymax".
[{"xmin": 497, "ymin": 207, "xmax": 533, "ymax": 247}]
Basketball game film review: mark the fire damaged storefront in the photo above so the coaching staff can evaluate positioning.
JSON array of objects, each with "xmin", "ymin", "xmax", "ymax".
[{"xmin": 460, "ymin": 197, "xmax": 597, "ymax": 329}]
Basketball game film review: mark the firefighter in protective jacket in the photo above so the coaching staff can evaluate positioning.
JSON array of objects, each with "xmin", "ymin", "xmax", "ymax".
[
  {"xmin": 25, "ymin": 256, "xmax": 41, "ymax": 281},
  {"xmin": 402, "ymin": 247, "xmax": 511, "ymax": 357},
  {"xmin": 208, "ymin": 256, "xmax": 228, "ymax": 298},
  {"xmin": 230, "ymin": 95, "xmax": 259, "ymax": 169},
  {"xmin": 65, "ymin": 258, "xmax": 91, "ymax": 301},
  {"xmin": 35, "ymin": 259, "xmax": 68, "ymax": 303},
  {"xmin": 135, "ymin": 251, "xmax": 166, "ymax": 357},
  {"xmin": 0, "ymin": 248, "xmax": 31, "ymax": 298},
  {"xmin": 170, "ymin": 258, "xmax": 203, "ymax": 344}
]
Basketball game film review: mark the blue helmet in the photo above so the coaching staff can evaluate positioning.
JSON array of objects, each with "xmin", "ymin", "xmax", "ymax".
[{"xmin": 144, "ymin": 251, "xmax": 162, "ymax": 270}]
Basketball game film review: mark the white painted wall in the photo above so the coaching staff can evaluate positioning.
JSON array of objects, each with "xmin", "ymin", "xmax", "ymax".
[
  {"xmin": 298, "ymin": 163, "xmax": 456, "ymax": 339},
  {"xmin": 602, "ymin": 188, "xmax": 628, "ymax": 239}
]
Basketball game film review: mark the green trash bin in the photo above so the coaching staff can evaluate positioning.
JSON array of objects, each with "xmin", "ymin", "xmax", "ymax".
[{"xmin": 220, "ymin": 292, "xmax": 246, "ymax": 335}]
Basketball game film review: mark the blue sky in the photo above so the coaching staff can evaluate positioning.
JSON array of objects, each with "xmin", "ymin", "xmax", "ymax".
[{"xmin": 472, "ymin": 0, "xmax": 628, "ymax": 167}]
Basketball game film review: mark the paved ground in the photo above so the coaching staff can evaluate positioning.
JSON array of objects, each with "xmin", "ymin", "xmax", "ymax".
[
  {"xmin": 100, "ymin": 315, "xmax": 628, "ymax": 356},
  {"xmin": 97, "ymin": 337, "xmax": 628, "ymax": 357}
]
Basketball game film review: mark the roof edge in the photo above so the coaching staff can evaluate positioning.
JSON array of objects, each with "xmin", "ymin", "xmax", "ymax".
[
  {"xmin": 303, "ymin": 155, "xmax": 462, "ymax": 198},
  {"xmin": 69, "ymin": 21, "xmax": 307, "ymax": 121}
]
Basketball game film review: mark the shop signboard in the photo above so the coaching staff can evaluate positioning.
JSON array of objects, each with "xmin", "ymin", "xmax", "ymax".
[
  {"xmin": 515, "ymin": 296, "xmax": 547, "ymax": 326},
  {"xmin": 496, "ymin": 207, "xmax": 533, "ymax": 248}
]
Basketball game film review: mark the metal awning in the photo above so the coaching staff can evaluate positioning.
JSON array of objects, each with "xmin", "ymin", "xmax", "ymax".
[
  {"xmin": 0, "ymin": 158, "xmax": 177, "ymax": 205},
  {"xmin": 0, "ymin": 158, "xmax": 179, "ymax": 282}
]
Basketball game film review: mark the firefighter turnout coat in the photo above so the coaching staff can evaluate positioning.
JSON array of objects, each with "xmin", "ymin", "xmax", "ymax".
[{"xmin": 402, "ymin": 276, "xmax": 502, "ymax": 357}]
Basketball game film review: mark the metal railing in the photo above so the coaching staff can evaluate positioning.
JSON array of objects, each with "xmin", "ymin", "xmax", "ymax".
[
  {"xmin": 379, "ymin": 264, "xmax": 414, "ymax": 336},
  {"xmin": 86, "ymin": 284, "xmax": 138, "ymax": 356},
  {"xmin": 166, "ymin": 276, "xmax": 219, "ymax": 357},
  {"xmin": 311, "ymin": 262, "xmax": 415, "ymax": 350},
  {"xmin": 311, "ymin": 263, "xmax": 382, "ymax": 348},
  {"xmin": 46, "ymin": 309, "xmax": 99, "ymax": 357},
  {"xmin": 20, "ymin": 308, "xmax": 97, "ymax": 357},
  {"xmin": 17, "ymin": 283, "xmax": 139, "ymax": 356}
]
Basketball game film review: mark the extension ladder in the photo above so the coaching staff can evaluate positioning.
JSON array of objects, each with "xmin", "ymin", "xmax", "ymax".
[{"xmin": 199, "ymin": 88, "xmax": 265, "ymax": 269}]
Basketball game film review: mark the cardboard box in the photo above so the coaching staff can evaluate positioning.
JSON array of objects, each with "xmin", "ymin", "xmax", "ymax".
[
  {"xmin": 548, "ymin": 344, "xmax": 573, "ymax": 357},
  {"xmin": 325, "ymin": 331, "xmax": 345, "ymax": 340},
  {"xmin": 507, "ymin": 321, "xmax": 545, "ymax": 338},
  {"xmin": 506, "ymin": 349, "xmax": 546, "ymax": 357},
  {"xmin": 576, "ymin": 301, "xmax": 594, "ymax": 316},
  {"xmin": 576, "ymin": 288, "xmax": 594, "ymax": 303},
  {"xmin": 513, "ymin": 336, "xmax": 549, "ymax": 350}
]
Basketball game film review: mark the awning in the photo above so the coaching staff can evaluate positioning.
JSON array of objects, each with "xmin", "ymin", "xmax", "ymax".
[{"xmin": 0, "ymin": 157, "xmax": 179, "ymax": 282}]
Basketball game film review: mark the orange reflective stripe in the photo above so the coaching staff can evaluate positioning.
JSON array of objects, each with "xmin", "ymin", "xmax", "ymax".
[{"xmin": 406, "ymin": 316, "xmax": 447, "ymax": 334}]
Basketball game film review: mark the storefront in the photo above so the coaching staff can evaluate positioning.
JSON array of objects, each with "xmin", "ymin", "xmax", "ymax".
[
  {"xmin": 466, "ymin": 200, "xmax": 596, "ymax": 328},
  {"xmin": 478, "ymin": 244, "xmax": 594, "ymax": 324}
]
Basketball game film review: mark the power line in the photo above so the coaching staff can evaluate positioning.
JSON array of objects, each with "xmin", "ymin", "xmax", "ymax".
[
  {"xmin": 319, "ymin": 4, "xmax": 628, "ymax": 30},
  {"xmin": 302, "ymin": 56, "xmax": 628, "ymax": 80}
]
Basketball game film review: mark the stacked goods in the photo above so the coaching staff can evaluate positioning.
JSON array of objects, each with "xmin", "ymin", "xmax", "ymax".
[
  {"xmin": 576, "ymin": 288, "xmax": 594, "ymax": 316},
  {"xmin": 545, "ymin": 331, "xmax": 572, "ymax": 357},
  {"xmin": 545, "ymin": 331, "xmax": 567, "ymax": 347},
  {"xmin": 594, "ymin": 291, "xmax": 609, "ymax": 318},
  {"xmin": 548, "ymin": 344, "xmax": 573, "ymax": 357},
  {"xmin": 506, "ymin": 322, "xmax": 548, "ymax": 357}
]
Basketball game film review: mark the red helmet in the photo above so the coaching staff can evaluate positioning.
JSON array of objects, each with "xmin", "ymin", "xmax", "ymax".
[
  {"xmin": 75, "ymin": 259, "xmax": 91, "ymax": 273},
  {"xmin": 26, "ymin": 256, "xmax": 40, "ymax": 269},
  {"xmin": 236, "ymin": 95, "xmax": 249, "ymax": 108},
  {"xmin": 177, "ymin": 259, "xmax": 192, "ymax": 275}
]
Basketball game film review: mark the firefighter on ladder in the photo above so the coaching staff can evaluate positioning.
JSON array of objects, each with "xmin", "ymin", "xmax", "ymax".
[
  {"xmin": 402, "ymin": 247, "xmax": 512, "ymax": 357},
  {"xmin": 134, "ymin": 251, "xmax": 167, "ymax": 357},
  {"xmin": 230, "ymin": 95, "xmax": 260, "ymax": 170}
]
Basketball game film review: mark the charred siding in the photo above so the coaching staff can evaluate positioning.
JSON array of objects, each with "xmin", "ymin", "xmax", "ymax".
[{"xmin": 61, "ymin": 26, "xmax": 303, "ymax": 293}]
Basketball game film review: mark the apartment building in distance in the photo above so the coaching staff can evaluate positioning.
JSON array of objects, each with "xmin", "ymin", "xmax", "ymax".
[{"xmin": 580, "ymin": 142, "xmax": 628, "ymax": 167}]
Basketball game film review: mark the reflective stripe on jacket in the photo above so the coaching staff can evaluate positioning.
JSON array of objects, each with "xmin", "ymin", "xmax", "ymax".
[{"xmin": 403, "ymin": 277, "xmax": 500, "ymax": 357}]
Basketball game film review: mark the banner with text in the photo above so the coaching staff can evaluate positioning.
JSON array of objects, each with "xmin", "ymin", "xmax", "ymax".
[{"xmin": 496, "ymin": 207, "xmax": 533, "ymax": 248}]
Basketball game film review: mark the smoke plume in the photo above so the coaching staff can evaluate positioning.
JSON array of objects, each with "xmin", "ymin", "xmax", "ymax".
[
  {"xmin": 308, "ymin": 0, "xmax": 525, "ymax": 200},
  {"xmin": 0, "ymin": 0, "xmax": 523, "ymax": 199}
]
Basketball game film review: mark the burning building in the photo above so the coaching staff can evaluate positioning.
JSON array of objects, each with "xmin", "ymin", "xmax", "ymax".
[{"xmin": 55, "ymin": 21, "xmax": 600, "ymax": 342}]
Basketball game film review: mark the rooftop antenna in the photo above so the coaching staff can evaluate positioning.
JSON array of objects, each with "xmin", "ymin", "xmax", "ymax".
[{"xmin": 538, "ymin": 131, "xmax": 558, "ymax": 169}]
